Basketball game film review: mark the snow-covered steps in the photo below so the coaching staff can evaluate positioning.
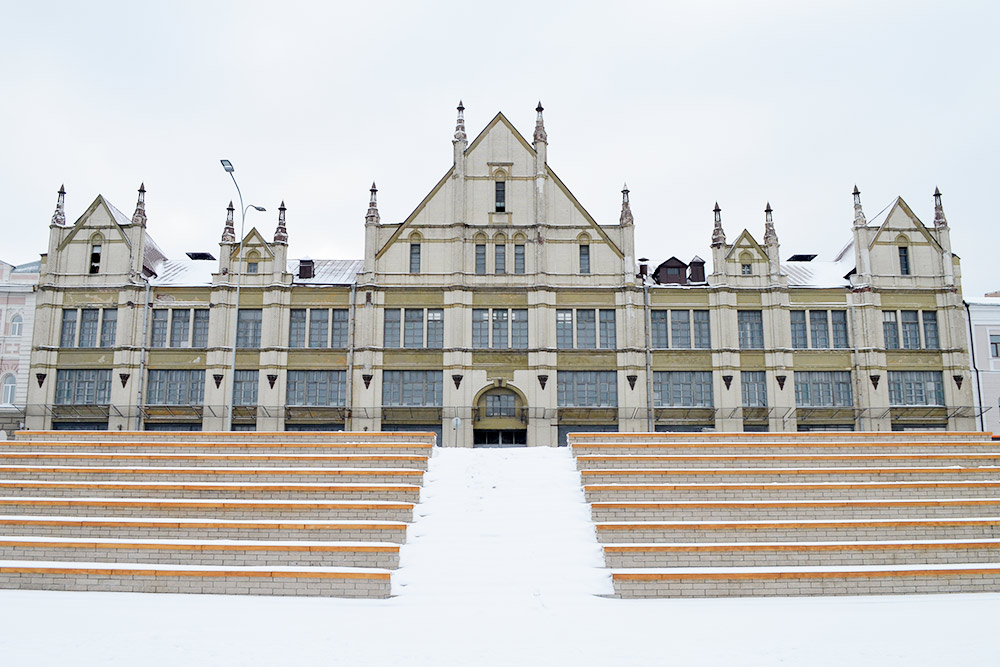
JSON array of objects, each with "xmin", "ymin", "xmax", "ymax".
[
  {"xmin": 0, "ymin": 536, "xmax": 400, "ymax": 568},
  {"xmin": 610, "ymin": 563, "xmax": 1000, "ymax": 598},
  {"xmin": 0, "ymin": 561, "xmax": 391, "ymax": 597},
  {"xmin": 0, "ymin": 452, "xmax": 429, "ymax": 469},
  {"xmin": 0, "ymin": 465, "xmax": 425, "ymax": 485},
  {"xmin": 604, "ymin": 539, "xmax": 1000, "ymax": 568},
  {"xmin": 584, "ymin": 481, "xmax": 1000, "ymax": 501}
]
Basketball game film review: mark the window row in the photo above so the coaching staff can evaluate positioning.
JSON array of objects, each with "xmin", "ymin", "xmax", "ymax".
[
  {"xmin": 556, "ymin": 309, "xmax": 616, "ymax": 349},
  {"xmin": 289, "ymin": 308, "xmax": 349, "ymax": 348},
  {"xmin": 791, "ymin": 310, "xmax": 849, "ymax": 349},
  {"xmin": 151, "ymin": 308, "xmax": 210, "ymax": 348},
  {"xmin": 650, "ymin": 310, "xmax": 711, "ymax": 349},
  {"xmin": 60, "ymin": 308, "xmax": 117, "ymax": 348},
  {"xmin": 883, "ymin": 310, "xmax": 939, "ymax": 350},
  {"xmin": 475, "ymin": 241, "xmax": 526, "ymax": 275},
  {"xmin": 473, "ymin": 309, "xmax": 528, "ymax": 349},
  {"xmin": 384, "ymin": 308, "xmax": 444, "ymax": 349}
]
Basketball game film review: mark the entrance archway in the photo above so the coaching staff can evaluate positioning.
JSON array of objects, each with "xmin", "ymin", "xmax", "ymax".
[{"xmin": 472, "ymin": 383, "xmax": 527, "ymax": 447}]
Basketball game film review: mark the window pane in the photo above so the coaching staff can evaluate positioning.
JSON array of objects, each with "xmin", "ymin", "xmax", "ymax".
[
  {"xmin": 495, "ymin": 244, "xmax": 506, "ymax": 275},
  {"xmin": 794, "ymin": 371, "xmax": 853, "ymax": 407},
  {"xmin": 150, "ymin": 310, "xmax": 167, "ymax": 347},
  {"xmin": 170, "ymin": 309, "xmax": 190, "ymax": 348},
  {"xmin": 888, "ymin": 370, "xmax": 943, "ymax": 406},
  {"xmin": 383, "ymin": 309, "xmax": 400, "ymax": 348},
  {"xmin": 514, "ymin": 245, "xmax": 525, "ymax": 274},
  {"xmin": 79, "ymin": 309, "xmax": 99, "ymax": 348},
  {"xmin": 236, "ymin": 309, "xmax": 262, "ymax": 348},
  {"xmin": 289, "ymin": 309, "xmax": 306, "ymax": 348},
  {"xmin": 579, "ymin": 245, "xmax": 590, "ymax": 274},
  {"xmin": 473, "ymin": 309, "xmax": 490, "ymax": 348},
  {"xmin": 898, "ymin": 246, "xmax": 910, "ymax": 275},
  {"xmin": 831, "ymin": 311, "xmax": 849, "ymax": 348},
  {"xmin": 404, "ymin": 309, "xmax": 424, "ymax": 348},
  {"xmin": 286, "ymin": 370, "xmax": 346, "ymax": 406},
  {"xmin": 600, "ymin": 309, "xmax": 616, "ymax": 349},
  {"xmin": 883, "ymin": 311, "xmax": 899, "ymax": 349},
  {"xmin": 146, "ymin": 370, "xmax": 204, "ymax": 406},
  {"xmin": 653, "ymin": 371, "xmax": 714, "ymax": 407},
  {"xmin": 741, "ymin": 371, "xmax": 767, "ymax": 407},
  {"xmin": 492, "ymin": 309, "xmax": 509, "ymax": 349},
  {"xmin": 557, "ymin": 371, "xmax": 617, "ymax": 407},
  {"xmin": 511, "ymin": 309, "xmax": 528, "ymax": 349},
  {"xmin": 426, "ymin": 309, "xmax": 443, "ymax": 349},
  {"xmin": 382, "ymin": 370, "xmax": 441, "ymax": 406},
  {"xmin": 576, "ymin": 309, "xmax": 596, "ymax": 349},
  {"xmin": 409, "ymin": 243, "xmax": 421, "ymax": 273},
  {"xmin": 738, "ymin": 310, "xmax": 764, "ymax": 349},
  {"xmin": 670, "ymin": 311, "xmax": 690, "ymax": 349},
  {"xmin": 556, "ymin": 310, "xmax": 573, "ymax": 349},
  {"xmin": 790, "ymin": 311, "xmax": 807, "ymax": 348},
  {"xmin": 809, "ymin": 310, "xmax": 830, "ymax": 348},
  {"xmin": 475, "ymin": 244, "xmax": 486, "ymax": 275},
  {"xmin": 192, "ymin": 309, "xmax": 210, "ymax": 347},
  {"xmin": 693, "ymin": 310, "xmax": 711, "ymax": 349},
  {"xmin": 495, "ymin": 181, "xmax": 505, "ymax": 212},
  {"xmin": 651, "ymin": 311, "xmax": 668, "ymax": 348},
  {"xmin": 922, "ymin": 311, "xmax": 939, "ymax": 349},
  {"xmin": 901, "ymin": 310, "xmax": 920, "ymax": 349},
  {"xmin": 309, "ymin": 308, "xmax": 328, "ymax": 348},
  {"xmin": 233, "ymin": 370, "xmax": 258, "ymax": 406},
  {"xmin": 56, "ymin": 369, "xmax": 112, "ymax": 405},
  {"xmin": 331, "ymin": 309, "xmax": 349, "ymax": 348}
]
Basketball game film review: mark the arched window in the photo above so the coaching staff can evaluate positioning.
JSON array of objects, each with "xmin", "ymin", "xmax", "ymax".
[
  {"xmin": 1, "ymin": 374, "xmax": 15, "ymax": 405},
  {"xmin": 9, "ymin": 314, "xmax": 22, "ymax": 337},
  {"xmin": 493, "ymin": 234, "xmax": 507, "ymax": 275},
  {"xmin": 895, "ymin": 234, "xmax": 911, "ymax": 276},
  {"xmin": 88, "ymin": 233, "xmax": 104, "ymax": 274},
  {"xmin": 408, "ymin": 232, "xmax": 422, "ymax": 274},
  {"xmin": 494, "ymin": 170, "xmax": 507, "ymax": 213},
  {"xmin": 578, "ymin": 233, "xmax": 591, "ymax": 275},
  {"xmin": 512, "ymin": 233, "xmax": 527, "ymax": 275},
  {"xmin": 474, "ymin": 233, "xmax": 488, "ymax": 275},
  {"xmin": 246, "ymin": 250, "xmax": 260, "ymax": 274},
  {"xmin": 739, "ymin": 251, "xmax": 753, "ymax": 275}
]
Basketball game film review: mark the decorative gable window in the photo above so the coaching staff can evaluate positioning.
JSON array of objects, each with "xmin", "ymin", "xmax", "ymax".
[
  {"xmin": 896, "ymin": 235, "xmax": 911, "ymax": 276},
  {"xmin": 495, "ymin": 181, "xmax": 506, "ymax": 213},
  {"xmin": 578, "ymin": 235, "xmax": 591, "ymax": 275},
  {"xmin": 246, "ymin": 251, "xmax": 260, "ymax": 274},
  {"xmin": 409, "ymin": 233, "xmax": 422, "ymax": 273},
  {"xmin": 89, "ymin": 234, "xmax": 104, "ymax": 274}
]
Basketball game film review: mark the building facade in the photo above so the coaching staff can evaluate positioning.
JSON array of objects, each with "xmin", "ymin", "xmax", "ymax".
[
  {"xmin": 0, "ymin": 258, "xmax": 40, "ymax": 436},
  {"xmin": 24, "ymin": 105, "xmax": 979, "ymax": 443},
  {"xmin": 966, "ymin": 297, "xmax": 1000, "ymax": 434}
]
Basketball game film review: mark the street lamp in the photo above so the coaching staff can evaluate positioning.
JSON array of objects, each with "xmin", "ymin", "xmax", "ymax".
[{"xmin": 220, "ymin": 159, "xmax": 265, "ymax": 431}]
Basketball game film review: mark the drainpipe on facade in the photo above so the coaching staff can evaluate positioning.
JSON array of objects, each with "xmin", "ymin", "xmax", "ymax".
[
  {"xmin": 134, "ymin": 280, "xmax": 151, "ymax": 430},
  {"xmin": 346, "ymin": 282, "xmax": 357, "ymax": 429},
  {"xmin": 848, "ymin": 305, "xmax": 865, "ymax": 432},
  {"xmin": 964, "ymin": 300, "xmax": 986, "ymax": 432},
  {"xmin": 643, "ymin": 282, "xmax": 654, "ymax": 432}
]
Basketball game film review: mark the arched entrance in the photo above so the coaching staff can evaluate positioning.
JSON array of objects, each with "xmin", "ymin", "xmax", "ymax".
[{"xmin": 472, "ymin": 383, "xmax": 527, "ymax": 447}]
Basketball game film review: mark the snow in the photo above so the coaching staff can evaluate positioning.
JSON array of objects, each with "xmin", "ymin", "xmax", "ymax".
[{"xmin": 2, "ymin": 447, "xmax": 999, "ymax": 666}]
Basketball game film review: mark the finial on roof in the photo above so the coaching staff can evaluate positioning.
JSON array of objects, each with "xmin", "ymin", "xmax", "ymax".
[
  {"xmin": 533, "ymin": 101, "xmax": 547, "ymax": 144},
  {"xmin": 221, "ymin": 201, "xmax": 236, "ymax": 243},
  {"xmin": 933, "ymin": 186, "xmax": 947, "ymax": 227},
  {"xmin": 273, "ymin": 200, "xmax": 288, "ymax": 244},
  {"xmin": 763, "ymin": 203, "xmax": 778, "ymax": 245},
  {"xmin": 711, "ymin": 202, "xmax": 726, "ymax": 247},
  {"xmin": 853, "ymin": 185, "xmax": 866, "ymax": 227},
  {"xmin": 454, "ymin": 101, "xmax": 467, "ymax": 143},
  {"xmin": 131, "ymin": 182, "xmax": 147, "ymax": 227},
  {"xmin": 619, "ymin": 182, "xmax": 633, "ymax": 226},
  {"xmin": 366, "ymin": 181, "xmax": 380, "ymax": 225},
  {"xmin": 51, "ymin": 184, "xmax": 67, "ymax": 226}
]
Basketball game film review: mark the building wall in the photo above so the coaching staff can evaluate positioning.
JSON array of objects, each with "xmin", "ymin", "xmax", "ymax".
[
  {"xmin": 966, "ymin": 299, "xmax": 1000, "ymax": 434},
  {"xmin": 0, "ymin": 260, "xmax": 39, "ymax": 436}
]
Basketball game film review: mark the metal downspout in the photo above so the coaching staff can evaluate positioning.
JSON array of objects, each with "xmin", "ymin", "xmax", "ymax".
[
  {"xmin": 964, "ymin": 300, "xmax": 986, "ymax": 432},
  {"xmin": 134, "ymin": 280, "xmax": 151, "ymax": 430},
  {"xmin": 643, "ymin": 282, "xmax": 654, "ymax": 432},
  {"xmin": 346, "ymin": 283, "xmax": 357, "ymax": 429}
]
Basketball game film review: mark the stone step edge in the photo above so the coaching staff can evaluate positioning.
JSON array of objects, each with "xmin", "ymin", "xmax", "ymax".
[
  {"xmin": 580, "ymin": 467, "xmax": 1000, "ymax": 475},
  {"xmin": 0, "ymin": 560, "xmax": 391, "ymax": 578},
  {"xmin": 590, "ymin": 498, "xmax": 1000, "ymax": 508},
  {"xmin": 577, "ymin": 453, "xmax": 1000, "ymax": 461},
  {"xmin": 0, "ymin": 536, "xmax": 399, "ymax": 550},
  {"xmin": 611, "ymin": 562, "xmax": 1000, "ymax": 580},
  {"xmin": 0, "ymin": 515, "xmax": 407, "ymax": 528},
  {"xmin": 0, "ymin": 497, "xmax": 414, "ymax": 509},
  {"xmin": 585, "ymin": 481, "xmax": 1000, "ymax": 491},
  {"xmin": 596, "ymin": 517, "xmax": 1000, "ymax": 529},
  {"xmin": 0, "ymin": 481, "xmax": 420, "ymax": 491},
  {"xmin": 0, "ymin": 453, "xmax": 429, "ymax": 462},
  {"xmin": 6, "ymin": 441, "xmax": 433, "ymax": 450},
  {"xmin": 603, "ymin": 539, "xmax": 1000, "ymax": 551},
  {"xmin": 0, "ymin": 466, "xmax": 424, "ymax": 474}
]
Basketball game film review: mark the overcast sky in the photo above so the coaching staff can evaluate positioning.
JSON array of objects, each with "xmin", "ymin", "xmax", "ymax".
[{"xmin": 3, "ymin": 1, "xmax": 997, "ymax": 296}]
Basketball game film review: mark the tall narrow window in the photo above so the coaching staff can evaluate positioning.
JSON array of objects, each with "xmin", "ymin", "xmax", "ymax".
[
  {"xmin": 809, "ymin": 310, "xmax": 830, "ymax": 348},
  {"xmin": 922, "ymin": 311, "xmax": 939, "ymax": 349},
  {"xmin": 404, "ymin": 309, "xmax": 424, "ymax": 348},
  {"xmin": 475, "ymin": 244, "xmax": 487, "ymax": 275},
  {"xmin": 409, "ymin": 243, "xmax": 421, "ymax": 273},
  {"xmin": 1, "ymin": 375, "xmax": 15, "ymax": 404},
  {"xmin": 576, "ymin": 309, "xmax": 596, "ymax": 349},
  {"xmin": 883, "ymin": 311, "xmax": 899, "ymax": 349},
  {"xmin": 383, "ymin": 309, "xmax": 401, "ymax": 348},
  {"xmin": 492, "ymin": 309, "xmax": 509, "ymax": 349},
  {"xmin": 599, "ymin": 310, "xmax": 617, "ymax": 349},
  {"xmin": 514, "ymin": 244, "xmax": 525, "ymax": 274},
  {"xmin": 78, "ymin": 309, "xmax": 99, "ymax": 348},
  {"xmin": 169, "ymin": 309, "xmax": 191, "ymax": 348},
  {"xmin": 100, "ymin": 309, "xmax": 117, "ymax": 348},
  {"xmin": 901, "ymin": 310, "xmax": 921, "ymax": 349},
  {"xmin": 495, "ymin": 181, "xmax": 506, "ymax": 212},
  {"xmin": 670, "ymin": 310, "xmax": 690, "ymax": 349},
  {"xmin": 192, "ymin": 309, "xmax": 210, "ymax": 347},
  {"xmin": 233, "ymin": 370, "xmax": 258, "ymax": 406},
  {"xmin": 89, "ymin": 244, "xmax": 102, "ymax": 274},
  {"xmin": 235, "ymin": 309, "xmax": 262, "ymax": 348},
  {"xmin": 60, "ymin": 309, "xmax": 77, "ymax": 347},
  {"xmin": 737, "ymin": 310, "xmax": 764, "ymax": 349},
  {"xmin": 331, "ymin": 309, "xmax": 349, "ymax": 348},
  {"xmin": 741, "ymin": 371, "xmax": 767, "ymax": 407},
  {"xmin": 651, "ymin": 311, "xmax": 669, "ymax": 348},
  {"xmin": 511, "ymin": 309, "xmax": 528, "ymax": 349},
  {"xmin": 289, "ymin": 309, "xmax": 307, "ymax": 348},
  {"xmin": 309, "ymin": 308, "xmax": 329, "ymax": 348},
  {"xmin": 472, "ymin": 309, "xmax": 490, "ymax": 348},
  {"xmin": 790, "ymin": 311, "xmax": 807, "ymax": 349},
  {"xmin": 10, "ymin": 314, "xmax": 23, "ymax": 336},
  {"xmin": 495, "ymin": 244, "xmax": 506, "ymax": 275},
  {"xmin": 150, "ymin": 310, "xmax": 168, "ymax": 347},
  {"xmin": 556, "ymin": 310, "xmax": 574, "ymax": 349},
  {"xmin": 693, "ymin": 310, "xmax": 711, "ymax": 349},
  {"xmin": 426, "ymin": 309, "xmax": 444, "ymax": 349},
  {"xmin": 245, "ymin": 252, "xmax": 259, "ymax": 274},
  {"xmin": 579, "ymin": 245, "xmax": 591, "ymax": 274},
  {"xmin": 898, "ymin": 246, "xmax": 910, "ymax": 275},
  {"xmin": 831, "ymin": 311, "xmax": 849, "ymax": 348}
]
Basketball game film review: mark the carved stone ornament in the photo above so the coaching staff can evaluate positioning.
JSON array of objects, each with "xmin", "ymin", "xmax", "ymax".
[
  {"xmin": 362, "ymin": 374, "xmax": 373, "ymax": 389},
  {"xmin": 35, "ymin": 373, "xmax": 46, "ymax": 388},
  {"xmin": 627, "ymin": 374, "xmax": 638, "ymax": 390},
  {"xmin": 267, "ymin": 374, "xmax": 278, "ymax": 389},
  {"xmin": 538, "ymin": 374, "xmax": 548, "ymax": 390},
  {"xmin": 953, "ymin": 374, "xmax": 964, "ymax": 390},
  {"xmin": 452, "ymin": 374, "xmax": 463, "ymax": 390},
  {"xmin": 119, "ymin": 373, "xmax": 130, "ymax": 388},
  {"xmin": 776, "ymin": 375, "xmax": 787, "ymax": 390},
  {"xmin": 722, "ymin": 375, "xmax": 733, "ymax": 390},
  {"xmin": 870, "ymin": 374, "xmax": 881, "ymax": 390},
  {"xmin": 213, "ymin": 374, "xmax": 224, "ymax": 389}
]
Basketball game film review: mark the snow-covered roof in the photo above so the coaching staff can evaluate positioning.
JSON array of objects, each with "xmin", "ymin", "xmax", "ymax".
[
  {"xmin": 143, "ymin": 235, "xmax": 167, "ymax": 276},
  {"xmin": 13, "ymin": 260, "xmax": 41, "ymax": 274},
  {"xmin": 146, "ymin": 258, "xmax": 364, "ymax": 287},
  {"xmin": 782, "ymin": 241, "xmax": 855, "ymax": 288},
  {"xmin": 105, "ymin": 199, "xmax": 133, "ymax": 228},
  {"xmin": 289, "ymin": 259, "xmax": 363, "ymax": 285}
]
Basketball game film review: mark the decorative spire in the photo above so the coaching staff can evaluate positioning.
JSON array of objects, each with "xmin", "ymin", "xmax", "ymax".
[
  {"xmin": 619, "ymin": 183, "xmax": 633, "ymax": 226},
  {"xmin": 221, "ymin": 201, "xmax": 235, "ymax": 243},
  {"xmin": 453, "ymin": 101, "xmax": 467, "ymax": 143},
  {"xmin": 711, "ymin": 202, "xmax": 726, "ymax": 247},
  {"xmin": 933, "ymin": 186, "xmax": 948, "ymax": 227},
  {"xmin": 763, "ymin": 202, "xmax": 778, "ymax": 245},
  {"xmin": 50, "ymin": 184, "xmax": 66, "ymax": 226},
  {"xmin": 533, "ymin": 101, "xmax": 547, "ymax": 144},
  {"xmin": 131, "ymin": 183, "xmax": 147, "ymax": 227},
  {"xmin": 365, "ymin": 182, "xmax": 380, "ymax": 225},
  {"xmin": 852, "ymin": 185, "xmax": 866, "ymax": 227},
  {"xmin": 273, "ymin": 201, "xmax": 288, "ymax": 244}
]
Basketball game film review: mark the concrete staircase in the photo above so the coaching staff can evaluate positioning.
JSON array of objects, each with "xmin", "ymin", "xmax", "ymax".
[
  {"xmin": 0, "ymin": 430, "xmax": 433, "ymax": 598},
  {"xmin": 570, "ymin": 431, "xmax": 1000, "ymax": 598}
]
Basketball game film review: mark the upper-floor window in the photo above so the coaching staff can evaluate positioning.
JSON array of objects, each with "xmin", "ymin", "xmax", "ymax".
[
  {"xmin": 236, "ymin": 309, "xmax": 262, "ymax": 348},
  {"xmin": 741, "ymin": 263, "xmax": 752, "ymax": 275},
  {"xmin": 495, "ymin": 243, "xmax": 506, "ymax": 275},
  {"xmin": 883, "ymin": 310, "xmax": 938, "ymax": 350},
  {"xmin": 146, "ymin": 369, "xmax": 205, "ymax": 405},
  {"xmin": 650, "ymin": 310, "xmax": 711, "ymax": 349},
  {"xmin": 89, "ymin": 244, "xmax": 102, "ymax": 274},
  {"xmin": 514, "ymin": 244, "xmax": 525, "ymax": 274},
  {"xmin": 55, "ymin": 369, "xmax": 112, "ymax": 405},
  {"xmin": 8, "ymin": 314, "xmax": 22, "ymax": 337},
  {"xmin": 61, "ymin": 308, "xmax": 117, "ymax": 348},
  {"xmin": 383, "ymin": 308, "xmax": 443, "ymax": 349},
  {"xmin": 382, "ymin": 370, "xmax": 442, "ymax": 407},
  {"xmin": 991, "ymin": 334, "xmax": 1000, "ymax": 358},
  {"xmin": 794, "ymin": 371, "xmax": 853, "ymax": 407},
  {"xmin": 245, "ymin": 251, "xmax": 260, "ymax": 274},
  {"xmin": 233, "ymin": 370, "xmax": 258, "ymax": 406},
  {"xmin": 288, "ymin": 308, "xmax": 349, "ymax": 349},
  {"xmin": 556, "ymin": 309, "xmax": 616, "ymax": 350},
  {"xmin": 741, "ymin": 371, "xmax": 767, "ymax": 407},
  {"xmin": 653, "ymin": 371, "xmax": 714, "ymax": 407},
  {"xmin": 579, "ymin": 245, "xmax": 590, "ymax": 274},
  {"xmin": 790, "ymin": 310, "xmax": 849, "ymax": 349},
  {"xmin": 898, "ymin": 246, "xmax": 910, "ymax": 275},
  {"xmin": 150, "ymin": 308, "xmax": 209, "ymax": 348},
  {"xmin": 484, "ymin": 391, "xmax": 517, "ymax": 417},
  {"xmin": 888, "ymin": 370, "xmax": 944, "ymax": 406},
  {"xmin": 495, "ymin": 181, "xmax": 506, "ymax": 212},
  {"xmin": 1, "ymin": 374, "xmax": 16, "ymax": 404},
  {"xmin": 404, "ymin": 308, "xmax": 424, "ymax": 348},
  {"xmin": 557, "ymin": 370, "xmax": 617, "ymax": 407},
  {"xmin": 475, "ymin": 244, "xmax": 487, "ymax": 275},
  {"xmin": 79, "ymin": 309, "xmax": 99, "ymax": 347},
  {"xmin": 473, "ymin": 308, "xmax": 527, "ymax": 349},
  {"xmin": 409, "ymin": 242, "xmax": 421, "ymax": 273},
  {"xmin": 737, "ymin": 310, "xmax": 764, "ymax": 349},
  {"xmin": 287, "ymin": 370, "xmax": 346, "ymax": 407}
]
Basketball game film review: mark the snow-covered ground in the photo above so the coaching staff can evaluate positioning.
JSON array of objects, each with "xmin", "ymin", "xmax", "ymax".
[{"xmin": 2, "ymin": 447, "xmax": 999, "ymax": 666}]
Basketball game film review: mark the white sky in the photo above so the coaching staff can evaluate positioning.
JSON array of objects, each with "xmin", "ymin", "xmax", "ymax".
[{"xmin": 2, "ymin": 1, "xmax": 998, "ymax": 296}]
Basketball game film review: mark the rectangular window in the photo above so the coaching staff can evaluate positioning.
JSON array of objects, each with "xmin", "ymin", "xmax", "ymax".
[
  {"xmin": 309, "ymin": 308, "xmax": 329, "ymax": 348},
  {"xmin": 556, "ymin": 309, "xmax": 574, "ymax": 349},
  {"xmin": 403, "ymin": 309, "xmax": 424, "ymax": 348},
  {"xmin": 382, "ymin": 370, "xmax": 442, "ymax": 407},
  {"xmin": 150, "ymin": 309, "xmax": 167, "ymax": 348},
  {"xmin": 889, "ymin": 370, "xmax": 944, "ymax": 406},
  {"xmin": 741, "ymin": 371, "xmax": 767, "ymax": 407},
  {"xmin": 922, "ymin": 311, "xmax": 939, "ymax": 349},
  {"xmin": 495, "ymin": 244, "xmax": 506, "ymax": 275},
  {"xmin": 511, "ymin": 309, "xmax": 528, "ymax": 349},
  {"xmin": 475, "ymin": 244, "xmax": 486, "ymax": 275},
  {"xmin": 790, "ymin": 311, "xmax": 807, "ymax": 349},
  {"xmin": 286, "ymin": 370, "xmax": 347, "ymax": 407},
  {"xmin": 383, "ymin": 309, "xmax": 400, "ymax": 348},
  {"xmin": 192, "ymin": 309, "xmax": 210, "ymax": 347},
  {"xmin": 901, "ymin": 310, "xmax": 921, "ymax": 349},
  {"xmin": 898, "ymin": 246, "xmax": 910, "ymax": 275},
  {"xmin": 652, "ymin": 371, "xmax": 714, "ymax": 408},
  {"xmin": 100, "ymin": 309, "xmax": 117, "ymax": 348},
  {"xmin": 409, "ymin": 243, "xmax": 421, "ymax": 273},
  {"xmin": 233, "ymin": 370, "xmax": 258, "ymax": 406},
  {"xmin": 579, "ymin": 245, "xmax": 590, "ymax": 274},
  {"xmin": 794, "ymin": 371, "xmax": 853, "ymax": 407},
  {"xmin": 831, "ymin": 310, "xmax": 849, "ymax": 349},
  {"xmin": 495, "ymin": 182, "xmax": 506, "ymax": 212},
  {"xmin": 89, "ymin": 244, "xmax": 102, "ymax": 274},
  {"xmin": 557, "ymin": 371, "xmax": 618, "ymax": 407},
  {"xmin": 991, "ymin": 335, "xmax": 1000, "ymax": 358},
  {"xmin": 331, "ymin": 309, "xmax": 349, "ymax": 348},
  {"xmin": 78, "ymin": 309, "xmax": 99, "ymax": 348},
  {"xmin": 289, "ymin": 309, "xmax": 307, "ymax": 348},
  {"xmin": 492, "ymin": 309, "xmax": 509, "ymax": 349},
  {"xmin": 472, "ymin": 309, "xmax": 490, "ymax": 348},
  {"xmin": 670, "ymin": 310, "xmax": 690, "ymax": 349},
  {"xmin": 738, "ymin": 310, "xmax": 764, "ymax": 349},
  {"xmin": 170, "ymin": 309, "xmax": 190, "ymax": 348},
  {"xmin": 883, "ymin": 311, "xmax": 899, "ymax": 349},
  {"xmin": 809, "ymin": 310, "xmax": 830, "ymax": 349},
  {"xmin": 576, "ymin": 309, "xmax": 596, "ymax": 349},
  {"xmin": 236, "ymin": 309, "xmax": 262, "ymax": 348},
  {"xmin": 600, "ymin": 309, "xmax": 616, "ymax": 349},
  {"xmin": 55, "ymin": 369, "xmax": 112, "ymax": 405},
  {"xmin": 485, "ymin": 393, "xmax": 516, "ymax": 417},
  {"xmin": 650, "ymin": 311, "xmax": 669, "ymax": 348},
  {"xmin": 514, "ymin": 244, "xmax": 525, "ymax": 274},
  {"xmin": 426, "ymin": 309, "xmax": 443, "ymax": 349},
  {"xmin": 146, "ymin": 369, "xmax": 205, "ymax": 406},
  {"xmin": 693, "ymin": 310, "xmax": 711, "ymax": 349}
]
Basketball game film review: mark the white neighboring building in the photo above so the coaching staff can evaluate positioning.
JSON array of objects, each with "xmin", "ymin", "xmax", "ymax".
[
  {"xmin": 0, "ymin": 259, "xmax": 40, "ymax": 436},
  {"xmin": 966, "ymin": 296, "xmax": 1000, "ymax": 434}
]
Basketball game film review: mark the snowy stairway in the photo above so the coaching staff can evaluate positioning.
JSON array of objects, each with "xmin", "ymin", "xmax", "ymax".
[
  {"xmin": 0, "ymin": 431, "xmax": 435, "ymax": 598},
  {"xmin": 570, "ymin": 431, "xmax": 1000, "ymax": 598}
]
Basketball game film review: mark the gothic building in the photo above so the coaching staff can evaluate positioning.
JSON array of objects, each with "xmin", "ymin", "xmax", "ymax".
[{"xmin": 24, "ymin": 104, "xmax": 978, "ymax": 444}]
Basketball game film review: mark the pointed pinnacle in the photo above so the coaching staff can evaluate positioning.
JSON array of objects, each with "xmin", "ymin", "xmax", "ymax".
[
  {"xmin": 713, "ymin": 202, "xmax": 721, "ymax": 213},
  {"xmin": 853, "ymin": 185, "xmax": 860, "ymax": 195},
  {"xmin": 765, "ymin": 202, "xmax": 772, "ymax": 213},
  {"xmin": 371, "ymin": 182, "xmax": 377, "ymax": 191},
  {"xmin": 139, "ymin": 182, "xmax": 146, "ymax": 193},
  {"xmin": 622, "ymin": 182, "xmax": 629, "ymax": 193},
  {"xmin": 457, "ymin": 100, "xmax": 464, "ymax": 111},
  {"xmin": 934, "ymin": 186, "xmax": 941, "ymax": 196},
  {"xmin": 536, "ymin": 101, "xmax": 544, "ymax": 112},
  {"xmin": 279, "ymin": 200, "xmax": 286, "ymax": 209},
  {"xmin": 59, "ymin": 184, "xmax": 66, "ymax": 195}
]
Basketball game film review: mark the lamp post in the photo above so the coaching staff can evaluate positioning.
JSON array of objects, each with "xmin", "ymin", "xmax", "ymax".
[{"xmin": 220, "ymin": 159, "xmax": 265, "ymax": 431}]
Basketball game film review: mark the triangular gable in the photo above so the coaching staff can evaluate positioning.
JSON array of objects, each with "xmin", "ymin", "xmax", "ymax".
[
  {"xmin": 229, "ymin": 227, "xmax": 275, "ymax": 261},
  {"xmin": 57, "ymin": 195, "xmax": 132, "ymax": 252},
  {"xmin": 375, "ymin": 166, "xmax": 455, "ymax": 260},
  {"xmin": 465, "ymin": 111, "xmax": 536, "ymax": 156},
  {"xmin": 724, "ymin": 229, "xmax": 767, "ymax": 261},
  {"xmin": 548, "ymin": 167, "xmax": 624, "ymax": 259},
  {"xmin": 869, "ymin": 197, "xmax": 941, "ymax": 251}
]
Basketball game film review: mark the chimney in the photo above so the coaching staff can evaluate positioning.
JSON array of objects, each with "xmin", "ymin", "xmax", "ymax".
[
  {"xmin": 638, "ymin": 257, "xmax": 649, "ymax": 279},
  {"xmin": 298, "ymin": 258, "xmax": 314, "ymax": 279}
]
